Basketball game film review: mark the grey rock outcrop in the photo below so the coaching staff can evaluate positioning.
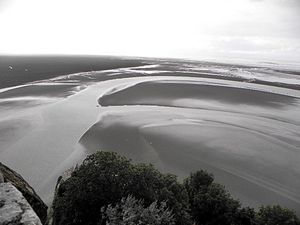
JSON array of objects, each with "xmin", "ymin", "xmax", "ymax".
[
  {"xmin": 0, "ymin": 182, "xmax": 42, "ymax": 225},
  {"xmin": 0, "ymin": 163, "xmax": 47, "ymax": 224}
]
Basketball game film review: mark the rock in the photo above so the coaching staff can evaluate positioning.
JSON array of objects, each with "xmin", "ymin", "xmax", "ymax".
[
  {"xmin": 0, "ymin": 162, "xmax": 48, "ymax": 224},
  {"xmin": 0, "ymin": 182, "xmax": 42, "ymax": 225}
]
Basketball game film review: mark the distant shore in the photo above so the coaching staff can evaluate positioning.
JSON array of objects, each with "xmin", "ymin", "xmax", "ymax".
[{"xmin": 0, "ymin": 55, "xmax": 145, "ymax": 88}]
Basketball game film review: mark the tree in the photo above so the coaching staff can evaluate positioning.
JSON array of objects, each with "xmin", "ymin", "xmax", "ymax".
[
  {"xmin": 191, "ymin": 183, "xmax": 241, "ymax": 225},
  {"xmin": 52, "ymin": 151, "xmax": 192, "ymax": 225},
  {"xmin": 184, "ymin": 170, "xmax": 214, "ymax": 194},
  {"xmin": 129, "ymin": 164, "xmax": 192, "ymax": 225},
  {"xmin": 235, "ymin": 207, "xmax": 256, "ymax": 225},
  {"xmin": 184, "ymin": 170, "xmax": 254, "ymax": 225},
  {"xmin": 256, "ymin": 205, "xmax": 300, "ymax": 225},
  {"xmin": 52, "ymin": 151, "xmax": 299, "ymax": 225},
  {"xmin": 102, "ymin": 195, "xmax": 175, "ymax": 225},
  {"xmin": 53, "ymin": 151, "xmax": 133, "ymax": 225}
]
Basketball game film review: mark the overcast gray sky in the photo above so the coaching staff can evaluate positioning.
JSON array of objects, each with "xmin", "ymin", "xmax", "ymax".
[{"xmin": 0, "ymin": 0, "xmax": 299, "ymax": 63}]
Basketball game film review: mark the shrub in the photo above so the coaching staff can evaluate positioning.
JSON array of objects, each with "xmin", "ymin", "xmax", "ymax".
[
  {"xmin": 128, "ymin": 164, "xmax": 192, "ymax": 225},
  {"xmin": 53, "ymin": 151, "xmax": 133, "ymax": 225},
  {"xmin": 256, "ymin": 205, "xmax": 300, "ymax": 225},
  {"xmin": 52, "ymin": 151, "xmax": 191, "ymax": 225},
  {"xmin": 102, "ymin": 195, "xmax": 175, "ymax": 225},
  {"xmin": 235, "ymin": 207, "xmax": 256, "ymax": 225},
  {"xmin": 184, "ymin": 170, "xmax": 254, "ymax": 225},
  {"xmin": 52, "ymin": 151, "xmax": 300, "ymax": 225}
]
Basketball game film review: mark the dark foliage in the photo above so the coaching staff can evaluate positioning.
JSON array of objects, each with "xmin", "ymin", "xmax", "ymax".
[
  {"xmin": 256, "ymin": 205, "xmax": 300, "ymax": 225},
  {"xmin": 52, "ymin": 151, "xmax": 191, "ymax": 225},
  {"xmin": 184, "ymin": 170, "xmax": 244, "ymax": 225},
  {"xmin": 235, "ymin": 207, "xmax": 257, "ymax": 225},
  {"xmin": 52, "ymin": 151, "xmax": 300, "ymax": 225},
  {"xmin": 128, "ymin": 164, "xmax": 192, "ymax": 225},
  {"xmin": 184, "ymin": 171, "xmax": 299, "ymax": 225}
]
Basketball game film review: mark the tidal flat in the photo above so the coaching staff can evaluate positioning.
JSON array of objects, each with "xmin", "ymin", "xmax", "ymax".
[{"xmin": 0, "ymin": 56, "xmax": 299, "ymax": 214}]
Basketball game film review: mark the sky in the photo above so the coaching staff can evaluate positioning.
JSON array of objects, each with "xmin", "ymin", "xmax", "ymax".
[{"xmin": 0, "ymin": 0, "xmax": 299, "ymax": 63}]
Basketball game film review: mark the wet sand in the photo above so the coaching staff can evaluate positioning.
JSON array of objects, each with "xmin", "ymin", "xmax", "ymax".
[
  {"xmin": 0, "ymin": 55, "xmax": 145, "ymax": 88},
  {"xmin": 0, "ymin": 57, "xmax": 300, "ymax": 214},
  {"xmin": 98, "ymin": 80, "xmax": 299, "ymax": 108},
  {"xmin": 80, "ymin": 106, "xmax": 300, "ymax": 210}
]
